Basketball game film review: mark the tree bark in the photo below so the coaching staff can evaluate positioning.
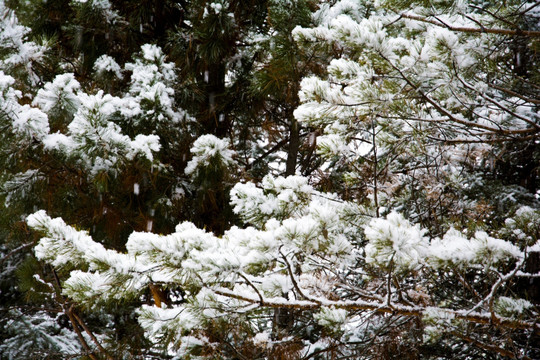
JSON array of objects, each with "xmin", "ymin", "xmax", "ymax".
[{"xmin": 285, "ymin": 116, "xmax": 299, "ymax": 176}]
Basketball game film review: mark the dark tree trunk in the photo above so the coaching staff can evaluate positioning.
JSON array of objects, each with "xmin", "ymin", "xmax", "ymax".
[{"xmin": 285, "ymin": 116, "xmax": 299, "ymax": 176}]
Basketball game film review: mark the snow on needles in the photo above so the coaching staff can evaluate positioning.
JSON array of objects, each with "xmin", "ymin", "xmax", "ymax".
[
  {"xmin": 185, "ymin": 134, "xmax": 236, "ymax": 176},
  {"xmin": 93, "ymin": 54, "xmax": 123, "ymax": 79},
  {"xmin": 365, "ymin": 212, "xmax": 523, "ymax": 272},
  {"xmin": 365, "ymin": 212, "xmax": 429, "ymax": 271}
]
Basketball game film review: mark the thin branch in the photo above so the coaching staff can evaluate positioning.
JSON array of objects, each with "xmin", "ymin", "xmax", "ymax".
[
  {"xmin": 237, "ymin": 272, "xmax": 265, "ymax": 305},
  {"xmin": 51, "ymin": 269, "xmax": 112, "ymax": 360},
  {"xmin": 428, "ymin": 133, "xmax": 539, "ymax": 144},
  {"xmin": 65, "ymin": 307, "xmax": 98, "ymax": 360},
  {"xmin": 517, "ymin": 1, "xmax": 540, "ymax": 16},
  {"xmin": 51, "ymin": 270, "xmax": 98, "ymax": 360},
  {"xmin": 371, "ymin": 116, "xmax": 380, "ymax": 218},
  {"xmin": 467, "ymin": 6, "xmax": 516, "ymax": 28},
  {"xmin": 71, "ymin": 309, "xmax": 113, "ymax": 360},
  {"xmin": 0, "ymin": 242, "xmax": 34, "ymax": 265},
  {"xmin": 380, "ymin": 55, "xmax": 503, "ymax": 134},
  {"xmin": 212, "ymin": 287, "xmax": 540, "ymax": 333},
  {"xmin": 245, "ymin": 132, "xmax": 309, "ymax": 170},
  {"xmin": 487, "ymin": 83, "xmax": 540, "ymax": 105},
  {"xmin": 279, "ymin": 247, "xmax": 321, "ymax": 304},
  {"xmin": 515, "ymin": 271, "xmax": 540, "ymax": 278},
  {"xmin": 470, "ymin": 256, "xmax": 526, "ymax": 316},
  {"xmin": 450, "ymin": 330, "xmax": 522, "ymax": 359},
  {"xmin": 400, "ymin": 13, "xmax": 540, "ymax": 37},
  {"xmin": 386, "ymin": 254, "xmax": 395, "ymax": 306},
  {"xmin": 452, "ymin": 68, "xmax": 540, "ymax": 130},
  {"xmin": 455, "ymin": 268, "xmax": 482, "ymax": 300}
]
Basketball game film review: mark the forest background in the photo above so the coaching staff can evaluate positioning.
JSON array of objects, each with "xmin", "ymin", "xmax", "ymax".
[{"xmin": 0, "ymin": 0, "xmax": 539, "ymax": 359}]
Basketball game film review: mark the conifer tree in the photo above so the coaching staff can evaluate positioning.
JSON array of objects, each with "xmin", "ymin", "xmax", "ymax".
[
  {"xmin": 1, "ymin": 0, "xmax": 539, "ymax": 359},
  {"xmin": 0, "ymin": 0, "xmax": 321, "ymax": 358}
]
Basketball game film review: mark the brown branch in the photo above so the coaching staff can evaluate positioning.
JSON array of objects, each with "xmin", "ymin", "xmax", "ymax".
[
  {"xmin": 51, "ymin": 270, "xmax": 98, "ymax": 360},
  {"xmin": 452, "ymin": 67, "xmax": 540, "ymax": 130},
  {"xmin": 280, "ymin": 247, "xmax": 321, "ymax": 304},
  {"xmin": 378, "ymin": 54, "xmax": 540, "ymax": 142},
  {"xmin": 429, "ymin": 133, "xmax": 539, "ymax": 144},
  {"xmin": 65, "ymin": 306, "xmax": 99, "ymax": 360},
  {"xmin": 51, "ymin": 269, "xmax": 112, "ymax": 360},
  {"xmin": 0, "ymin": 242, "xmax": 34, "ymax": 265},
  {"xmin": 468, "ymin": 6, "xmax": 516, "ymax": 28},
  {"xmin": 213, "ymin": 288, "xmax": 540, "ymax": 334},
  {"xmin": 245, "ymin": 133, "xmax": 307, "ymax": 170},
  {"xmin": 518, "ymin": 1, "xmax": 540, "ymax": 16},
  {"xmin": 487, "ymin": 83, "xmax": 540, "ymax": 105},
  {"xmin": 380, "ymin": 55, "xmax": 502, "ymax": 134},
  {"xmin": 450, "ymin": 331, "xmax": 525, "ymax": 359},
  {"xmin": 400, "ymin": 13, "xmax": 540, "ymax": 37},
  {"xmin": 71, "ymin": 309, "xmax": 113, "ymax": 360},
  {"xmin": 237, "ymin": 272, "xmax": 265, "ymax": 305},
  {"xmin": 455, "ymin": 269, "xmax": 482, "ymax": 300}
]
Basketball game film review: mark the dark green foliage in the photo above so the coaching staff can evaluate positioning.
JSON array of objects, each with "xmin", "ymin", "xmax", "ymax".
[
  {"xmin": 0, "ymin": 0, "xmax": 322, "ymax": 358},
  {"xmin": 2, "ymin": 0, "xmax": 539, "ymax": 358}
]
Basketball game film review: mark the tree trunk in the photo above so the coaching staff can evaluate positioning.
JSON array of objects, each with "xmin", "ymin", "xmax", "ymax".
[{"xmin": 285, "ymin": 114, "xmax": 299, "ymax": 176}]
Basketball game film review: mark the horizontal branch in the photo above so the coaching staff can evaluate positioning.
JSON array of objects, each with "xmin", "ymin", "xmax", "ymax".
[
  {"xmin": 428, "ymin": 133, "xmax": 540, "ymax": 144},
  {"xmin": 450, "ymin": 331, "xmax": 521, "ymax": 359},
  {"xmin": 213, "ymin": 288, "xmax": 540, "ymax": 334},
  {"xmin": 488, "ymin": 83, "xmax": 540, "ymax": 105},
  {"xmin": 401, "ymin": 13, "xmax": 540, "ymax": 37}
]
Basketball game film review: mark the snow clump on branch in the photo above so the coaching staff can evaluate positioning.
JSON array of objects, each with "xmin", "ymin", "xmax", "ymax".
[{"xmin": 185, "ymin": 134, "xmax": 236, "ymax": 176}]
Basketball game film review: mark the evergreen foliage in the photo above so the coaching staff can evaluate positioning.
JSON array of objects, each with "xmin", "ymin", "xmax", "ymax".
[{"xmin": 0, "ymin": 0, "xmax": 539, "ymax": 359}]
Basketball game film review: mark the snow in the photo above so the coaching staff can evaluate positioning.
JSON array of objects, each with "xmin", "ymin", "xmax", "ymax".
[
  {"xmin": 429, "ymin": 228, "xmax": 522, "ymax": 268},
  {"xmin": 0, "ymin": 1, "xmax": 46, "ymax": 84},
  {"xmin": 364, "ymin": 212, "xmax": 429, "ymax": 271},
  {"xmin": 314, "ymin": 307, "xmax": 348, "ymax": 329},
  {"xmin": 13, "ymin": 0, "xmax": 540, "ymax": 354},
  {"xmin": 93, "ymin": 54, "xmax": 123, "ymax": 79},
  {"xmin": 317, "ymin": 134, "xmax": 353, "ymax": 157},
  {"xmin": 71, "ymin": 0, "xmax": 118, "ymax": 23},
  {"xmin": 39, "ymin": 86, "xmax": 162, "ymax": 176},
  {"xmin": 33, "ymin": 73, "xmax": 81, "ymax": 113},
  {"xmin": 42, "ymin": 132, "xmax": 75, "ymax": 151},
  {"xmin": 495, "ymin": 296, "xmax": 532, "ymax": 316},
  {"xmin": 423, "ymin": 306, "xmax": 455, "ymax": 325},
  {"xmin": 428, "ymin": 228, "xmax": 477, "ymax": 267},
  {"xmin": 28, "ymin": 210, "xmax": 138, "ymax": 275},
  {"xmin": 252, "ymin": 332, "xmax": 270, "ymax": 346},
  {"xmin": 26, "ymin": 185, "xmax": 537, "ymax": 354},
  {"xmin": 231, "ymin": 175, "xmax": 314, "ymax": 226},
  {"xmin": 12, "ymin": 105, "xmax": 49, "ymax": 140},
  {"xmin": 185, "ymin": 134, "xmax": 236, "ymax": 176},
  {"xmin": 260, "ymin": 273, "xmax": 292, "ymax": 297},
  {"xmin": 130, "ymin": 134, "xmax": 161, "ymax": 161},
  {"xmin": 0, "ymin": 309, "xmax": 82, "ymax": 358},
  {"xmin": 122, "ymin": 44, "xmax": 186, "ymax": 124}
]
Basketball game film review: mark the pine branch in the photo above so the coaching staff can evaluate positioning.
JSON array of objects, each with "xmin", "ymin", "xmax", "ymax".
[
  {"xmin": 213, "ymin": 288, "xmax": 540, "ymax": 334},
  {"xmin": 71, "ymin": 309, "xmax": 113, "ymax": 360},
  {"xmin": 52, "ymin": 270, "xmax": 98, "ymax": 360},
  {"xmin": 52, "ymin": 269, "xmax": 112, "ymax": 360},
  {"xmin": 450, "ymin": 330, "xmax": 525, "ymax": 359},
  {"xmin": 400, "ymin": 13, "xmax": 540, "ymax": 37}
]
